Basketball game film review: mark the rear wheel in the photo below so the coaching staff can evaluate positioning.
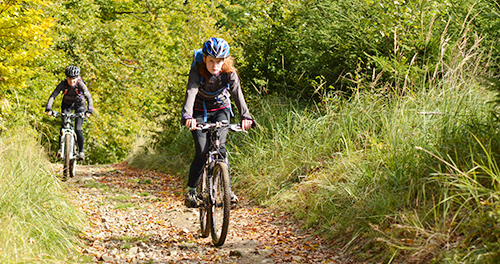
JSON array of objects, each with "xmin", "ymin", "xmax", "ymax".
[
  {"xmin": 63, "ymin": 134, "xmax": 71, "ymax": 180},
  {"xmin": 198, "ymin": 169, "xmax": 210, "ymax": 238},
  {"xmin": 209, "ymin": 162, "xmax": 231, "ymax": 246}
]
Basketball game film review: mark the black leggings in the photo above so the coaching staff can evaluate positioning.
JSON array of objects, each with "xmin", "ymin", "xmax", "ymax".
[
  {"xmin": 60, "ymin": 103, "xmax": 85, "ymax": 152},
  {"xmin": 187, "ymin": 109, "xmax": 230, "ymax": 189}
]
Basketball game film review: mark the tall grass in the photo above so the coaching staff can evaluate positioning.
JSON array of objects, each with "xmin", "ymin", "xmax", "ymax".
[
  {"xmin": 231, "ymin": 82, "xmax": 493, "ymax": 259},
  {"xmin": 129, "ymin": 11, "xmax": 500, "ymax": 264},
  {"xmin": 228, "ymin": 21, "xmax": 500, "ymax": 264},
  {"xmin": 0, "ymin": 127, "xmax": 86, "ymax": 263}
]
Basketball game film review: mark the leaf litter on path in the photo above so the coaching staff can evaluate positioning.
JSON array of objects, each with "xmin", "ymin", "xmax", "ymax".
[{"xmin": 58, "ymin": 162, "xmax": 347, "ymax": 263}]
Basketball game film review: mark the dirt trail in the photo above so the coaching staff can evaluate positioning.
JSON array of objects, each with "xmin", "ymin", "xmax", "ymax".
[{"xmin": 59, "ymin": 162, "xmax": 347, "ymax": 263}]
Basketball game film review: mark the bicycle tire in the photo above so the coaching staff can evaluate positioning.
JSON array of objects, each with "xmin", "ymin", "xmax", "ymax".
[
  {"xmin": 63, "ymin": 134, "xmax": 71, "ymax": 180},
  {"xmin": 209, "ymin": 162, "xmax": 231, "ymax": 246},
  {"xmin": 69, "ymin": 135, "xmax": 78, "ymax": 178},
  {"xmin": 69, "ymin": 159, "xmax": 76, "ymax": 178}
]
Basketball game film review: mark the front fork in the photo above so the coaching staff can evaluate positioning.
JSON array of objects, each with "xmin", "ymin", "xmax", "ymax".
[
  {"xmin": 207, "ymin": 157, "xmax": 229, "ymax": 207},
  {"xmin": 207, "ymin": 161, "xmax": 215, "ymax": 206},
  {"xmin": 59, "ymin": 129, "xmax": 76, "ymax": 159}
]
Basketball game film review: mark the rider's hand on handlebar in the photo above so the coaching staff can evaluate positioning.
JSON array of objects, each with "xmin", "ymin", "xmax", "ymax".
[
  {"xmin": 46, "ymin": 110, "xmax": 53, "ymax": 116},
  {"xmin": 185, "ymin": 118, "xmax": 197, "ymax": 131},
  {"xmin": 241, "ymin": 119, "xmax": 253, "ymax": 130}
]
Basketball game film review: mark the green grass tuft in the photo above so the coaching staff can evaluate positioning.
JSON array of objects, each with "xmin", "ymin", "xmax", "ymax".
[{"xmin": 0, "ymin": 127, "xmax": 86, "ymax": 263}]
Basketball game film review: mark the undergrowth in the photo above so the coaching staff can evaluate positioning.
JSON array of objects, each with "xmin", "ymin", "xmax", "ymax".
[
  {"xmin": 0, "ymin": 127, "xmax": 86, "ymax": 263},
  {"xmin": 127, "ymin": 8, "xmax": 500, "ymax": 263}
]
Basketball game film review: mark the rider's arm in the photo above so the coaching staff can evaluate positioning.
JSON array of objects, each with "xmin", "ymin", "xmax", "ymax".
[
  {"xmin": 227, "ymin": 72, "xmax": 254, "ymax": 129},
  {"xmin": 181, "ymin": 67, "xmax": 201, "ymax": 122},
  {"xmin": 45, "ymin": 81, "xmax": 65, "ymax": 114},
  {"xmin": 79, "ymin": 80, "xmax": 94, "ymax": 115}
]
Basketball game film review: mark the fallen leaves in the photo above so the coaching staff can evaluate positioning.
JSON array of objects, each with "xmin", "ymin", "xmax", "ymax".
[{"xmin": 63, "ymin": 162, "xmax": 345, "ymax": 263}]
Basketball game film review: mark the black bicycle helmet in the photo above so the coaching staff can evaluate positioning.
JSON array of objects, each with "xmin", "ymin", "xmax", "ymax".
[
  {"xmin": 65, "ymin": 65, "xmax": 80, "ymax": 78},
  {"xmin": 202, "ymin": 38, "xmax": 230, "ymax": 59}
]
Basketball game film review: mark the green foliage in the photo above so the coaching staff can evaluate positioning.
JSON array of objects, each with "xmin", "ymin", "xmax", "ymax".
[
  {"xmin": 132, "ymin": 1, "xmax": 500, "ymax": 262},
  {"xmin": 3, "ymin": 0, "xmax": 500, "ymax": 261},
  {"xmin": 128, "ymin": 124, "xmax": 193, "ymax": 177},
  {"xmin": 0, "ymin": 0, "xmax": 54, "ymax": 125},
  {"xmin": 223, "ymin": 0, "xmax": 500, "ymax": 100},
  {"xmin": 229, "ymin": 15, "xmax": 500, "ymax": 262},
  {"xmin": 0, "ymin": 127, "xmax": 85, "ymax": 263},
  {"xmin": 224, "ymin": 64, "xmax": 498, "ymax": 263},
  {"xmin": 0, "ymin": 0, "xmax": 54, "ymax": 89},
  {"xmin": 27, "ymin": 0, "xmax": 232, "ymax": 163}
]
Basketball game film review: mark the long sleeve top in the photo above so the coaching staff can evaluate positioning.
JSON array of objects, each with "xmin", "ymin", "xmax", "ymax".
[
  {"xmin": 46, "ymin": 78, "xmax": 93, "ymax": 113},
  {"xmin": 181, "ymin": 66, "xmax": 252, "ymax": 121}
]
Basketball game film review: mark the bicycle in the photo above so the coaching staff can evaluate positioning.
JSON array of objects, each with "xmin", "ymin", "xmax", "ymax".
[
  {"xmin": 193, "ymin": 121, "xmax": 246, "ymax": 247},
  {"xmin": 51, "ymin": 111, "xmax": 86, "ymax": 180}
]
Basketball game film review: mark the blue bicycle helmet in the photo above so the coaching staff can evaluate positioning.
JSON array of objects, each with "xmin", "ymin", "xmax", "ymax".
[
  {"xmin": 202, "ymin": 38, "xmax": 230, "ymax": 59},
  {"xmin": 65, "ymin": 65, "xmax": 80, "ymax": 78}
]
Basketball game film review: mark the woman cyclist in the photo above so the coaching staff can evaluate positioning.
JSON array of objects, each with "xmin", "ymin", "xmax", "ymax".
[
  {"xmin": 45, "ymin": 65, "xmax": 93, "ymax": 160},
  {"xmin": 182, "ymin": 37, "xmax": 254, "ymax": 208}
]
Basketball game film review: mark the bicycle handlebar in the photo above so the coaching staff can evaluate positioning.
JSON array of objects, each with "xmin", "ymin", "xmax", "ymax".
[
  {"xmin": 195, "ymin": 122, "xmax": 247, "ymax": 133},
  {"xmin": 51, "ymin": 111, "xmax": 86, "ymax": 119}
]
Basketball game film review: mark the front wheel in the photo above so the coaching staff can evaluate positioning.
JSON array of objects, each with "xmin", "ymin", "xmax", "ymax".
[
  {"xmin": 209, "ymin": 162, "xmax": 231, "ymax": 246},
  {"xmin": 69, "ymin": 158, "xmax": 76, "ymax": 178},
  {"xmin": 69, "ymin": 135, "xmax": 77, "ymax": 178},
  {"xmin": 63, "ymin": 134, "xmax": 72, "ymax": 180}
]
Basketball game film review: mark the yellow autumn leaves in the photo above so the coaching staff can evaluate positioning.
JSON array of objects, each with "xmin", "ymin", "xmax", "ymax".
[{"xmin": 0, "ymin": 0, "xmax": 54, "ymax": 90}]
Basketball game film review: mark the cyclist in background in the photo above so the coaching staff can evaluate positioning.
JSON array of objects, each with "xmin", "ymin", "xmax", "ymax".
[
  {"xmin": 181, "ymin": 37, "xmax": 255, "ymax": 208},
  {"xmin": 45, "ymin": 65, "xmax": 93, "ymax": 160}
]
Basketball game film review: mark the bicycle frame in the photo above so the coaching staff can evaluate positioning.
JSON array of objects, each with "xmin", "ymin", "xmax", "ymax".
[
  {"xmin": 194, "ymin": 121, "xmax": 246, "ymax": 246},
  {"xmin": 60, "ymin": 125, "xmax": 77, "ymax": 160},
  {"xmin": 200, "ymin": 121, "xmax": 244, "ymax": 204},
  {"xmin": 54, "ymin": 111, "xmax": 82, "ymax": 160},
  {"xmin": 53, "ymin": 111, "xmax": 86, "ymax": 180}
]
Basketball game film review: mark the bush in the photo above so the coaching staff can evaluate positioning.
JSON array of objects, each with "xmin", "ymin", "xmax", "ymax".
[{"xmin": 225, "ymin": 0, "xmax": 500, "ymax": 100}]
